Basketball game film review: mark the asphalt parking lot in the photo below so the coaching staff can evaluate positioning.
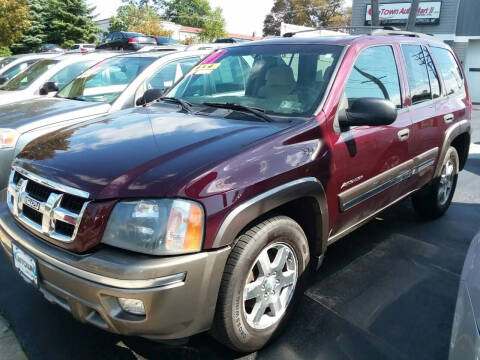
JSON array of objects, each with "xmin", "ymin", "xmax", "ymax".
[{"xmin": 0, "ymin": 111, "xmax": 479, "ymax": 360}]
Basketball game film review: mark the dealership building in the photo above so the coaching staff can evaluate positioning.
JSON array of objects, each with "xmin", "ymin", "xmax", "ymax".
[{"xmin": 350, "ymin": 0, "xmax": 480, "ymax": 103}]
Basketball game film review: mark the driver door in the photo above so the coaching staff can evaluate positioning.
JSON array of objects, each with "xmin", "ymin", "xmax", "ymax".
[{"xmin": 329, "ymin": 45, "xmax": 414, "ymax": 237}]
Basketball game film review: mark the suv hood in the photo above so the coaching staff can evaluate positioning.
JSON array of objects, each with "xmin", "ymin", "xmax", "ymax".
[
  {"xmin": 0, "ymin": 97, "xmax": 110, "ymax": 133},
  {"xmin": 16, "ymin": 107, "xmax": 289, "ymax": 200}
]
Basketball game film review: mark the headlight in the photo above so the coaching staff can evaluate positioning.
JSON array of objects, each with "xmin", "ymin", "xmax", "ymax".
[
  {"xmin": 0, "ymin": 129, "xmax": 20, "ymax": 149},
  {"xmin": 102, "ymin": 199, "xmax": 204, "ymax": 255}
]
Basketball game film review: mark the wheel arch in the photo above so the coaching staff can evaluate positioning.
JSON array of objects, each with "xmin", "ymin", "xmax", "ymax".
[
  {"xmin": 434, "ymin": 120, "xmax": 471, "ymax": 177},
  {"xmin": 212, "ymin": 178, "xmax": 329, "ymax": 268}
]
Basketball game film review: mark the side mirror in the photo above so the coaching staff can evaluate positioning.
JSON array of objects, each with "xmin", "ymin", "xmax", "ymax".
[
  {"xmin": 339, "ymin": 98, "xmax": 397, "ymax": 128},
  {"xmin": 136, "ymin": 88, "xmax": 165, "ymax": 106},
  {"xmin": 0, "ymin": 76, "xmax": 8, "ymax": 85},
  {"xmin": 39, "ymin": 81, "xmax": 58, "ymax": 95}
]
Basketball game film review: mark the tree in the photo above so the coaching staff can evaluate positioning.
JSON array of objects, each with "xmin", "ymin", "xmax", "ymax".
[
  {"xmin": 406, "ymin": 0, "xmax": 420, "ymax": 31},
  {"xmin": 164, "ymin": 0, "xmax": 221, "ymax": 29},
  {"xmin": 45, "ymin": 0, "xmax": 99, "ymax": 48},
  {"xmin": 11, "ymin": 0, "xmax": 48, "ymax": 53},
  {"xmin": 0, "ymin": 46, "xmax": 12, "ymax": 57},
  {"xmin": 109, "ymin": 5, "xmax": 172, "ymax": 36},
  {"xmin": 121, "ymin": 0, "xmax": 164, "ymax": 12},
  {"xmin": 198, "ymin": 8, "xmax": 227, "ymax": 42},
  {"xmin": 263, "ymin": 0, "xmax": 345, "ymax": 36},
  {"xmin": 0, "ymin": 0, "xmax": 31, "ymax": 47},
  {"xmin": 164, "ymin": 0, "xmax": 227, "ymax": 41}
]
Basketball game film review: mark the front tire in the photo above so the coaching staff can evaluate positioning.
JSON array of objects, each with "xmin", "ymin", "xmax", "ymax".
[
  {"xmin": 211, "ymin": 216, "xmax": 310, "ymax": 352},
  {"xmin": 412, "ymin": 146, "xmax": 459, "ymax": 220}
]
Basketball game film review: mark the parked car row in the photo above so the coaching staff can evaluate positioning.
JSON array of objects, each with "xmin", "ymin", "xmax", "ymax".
[{"xmin": 0, "ymin": 30, "xmax": 473, "ymax": 354}]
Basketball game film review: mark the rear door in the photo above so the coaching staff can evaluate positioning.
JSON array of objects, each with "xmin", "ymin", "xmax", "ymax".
[
  {"xmin": 329, "ymin": 44, "xmax": 414, "ymax": 237},
  {"xmin": 400, "ymin": 44, "xmax": 444, "ymax": 188}
]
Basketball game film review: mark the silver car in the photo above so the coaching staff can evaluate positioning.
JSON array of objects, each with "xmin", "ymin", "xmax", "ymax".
[
  {"xmin": 0, "ymin": 53, "xmax": 57, "ymax": 84},
  {"xmin": 450, "ymin": 231, "xmax": 480, "ymax": 359},
  {"xmin": 0, "ymin": 52, "xmax": 120, "ymax": 106},
  {"xmin": 0, "ymin": 49, "xmax": 210, "ymax": 190}
]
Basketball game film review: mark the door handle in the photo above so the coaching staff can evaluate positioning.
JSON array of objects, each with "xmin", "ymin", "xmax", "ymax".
[
  {"xmin": 444, "ymin": 114, "xmax": 454, "ymax": 123},
  {"xmin": 397, "ymin": 129, "xmax": 410, "ymax": 141}
]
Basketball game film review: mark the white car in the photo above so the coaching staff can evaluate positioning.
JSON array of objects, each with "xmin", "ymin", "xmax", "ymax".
[
  {"xmin": 0, "ymin": 53, "xmax": 57, "ymax": 84},
  {"xmin": 184, "ymin": 43, "xmax": 229, "ymax": 51},
  {"xmin": 68, "ymin": 44, "xmax": 96, "ymax": 53},
  {"xmin": 0, "ymin": 52, "xmax": 120, "ymax": 106}
]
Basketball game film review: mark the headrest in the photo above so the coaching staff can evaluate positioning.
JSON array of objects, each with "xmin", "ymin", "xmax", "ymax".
[{"xmin": 265, "ymin": 65, "xmax": 295, "ymax": 87}]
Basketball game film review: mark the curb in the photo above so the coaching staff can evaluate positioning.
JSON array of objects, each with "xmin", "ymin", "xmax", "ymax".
[{"xmin": 0, "ymin": 315, "xmax": 28, "ymax": 360}]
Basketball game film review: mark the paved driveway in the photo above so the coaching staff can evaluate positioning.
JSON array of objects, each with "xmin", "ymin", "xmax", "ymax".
[{"xmin": 0, "ymin": 112, "xmax": 479, "ymax": 360}]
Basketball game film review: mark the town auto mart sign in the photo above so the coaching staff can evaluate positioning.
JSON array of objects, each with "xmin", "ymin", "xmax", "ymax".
[{"xmin": 365, "ymin": 2, "xmax": 441, "ymax": 25}]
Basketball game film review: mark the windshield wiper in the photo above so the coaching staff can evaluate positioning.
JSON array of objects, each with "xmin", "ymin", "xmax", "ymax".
[
  {"xmin": 202, "ymin": 102, "xmax": 273, "ymax": 123},
  {"xmin": 161, "ymin": 97, "xmax": 193, "ymax": 114}
]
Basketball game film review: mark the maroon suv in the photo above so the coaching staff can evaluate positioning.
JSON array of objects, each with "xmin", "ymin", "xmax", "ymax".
[{"xmin": 0, "ymin": 31, "xmax": 472, "ymax": 352}]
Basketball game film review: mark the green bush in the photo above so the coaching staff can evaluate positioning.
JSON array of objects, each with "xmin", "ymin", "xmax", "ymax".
[{"xmin": 0, "ymin": 46, "xmax": 12, "ymax": 57}]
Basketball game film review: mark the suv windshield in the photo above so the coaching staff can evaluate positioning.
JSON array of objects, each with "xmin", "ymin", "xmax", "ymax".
[
  {"xmin": 57, "ymin": 56, "xmax": 155, "ymax": 103},
  {"xmin": 168, "ymin": 44, "xmax": 343, "ymax": 116},
  {"xmin": 3, "ymin": 59, "xmax": 59, "ymax": 91}
]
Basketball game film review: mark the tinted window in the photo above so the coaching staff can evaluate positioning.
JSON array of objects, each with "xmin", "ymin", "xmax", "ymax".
[
  {"xmin": 431, "ymin": 47, "xmax": 464, "ymax": 95},
  {"xmin": 402, "ymin": 45, "xmax": 431, "ymax": 104},
  {"xmin": 70, "ymin": 45, "xmax": 79, "ymax": 50},
  {"xmin": 147, "ymin": 57, "xmax": 200, "ymax": 90},
  {"xmin": 345, "ymin": 46, "xmax": 402, "ymax": 108},
  {"xmin": 169, "ymin": 44, "xmax": 343, "ymax": 116},
  {"xmin": 423, "ymin": 46, "xmax": 440, "ymax": 99},
  {"xmin": 3, "ymin": 59, "xmax": 59, "ymax": 90}
]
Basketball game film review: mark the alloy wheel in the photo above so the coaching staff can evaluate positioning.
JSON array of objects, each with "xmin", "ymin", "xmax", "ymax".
[
  {"xmin": 438, "ymin": 158, "xmax": 455, "ymax": 206},
  {"xmin": 242, "ymin": 242, "xmax": 298, "ymax": 330}
]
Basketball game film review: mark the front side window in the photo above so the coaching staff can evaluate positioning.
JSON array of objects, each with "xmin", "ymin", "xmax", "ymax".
[
  {"xmin": 431, "ymin": 47, "xmax": 464, "ymax": 95},
  {"xmin": 146, "ymin": 57, "xmax": 200, "ymax": 90},
  {"xmin": 57, "ymin": 56, "xmax": 155, "ymax": 103},
  {"xmin": 402, "ymin": 44, "xmax": 432, "ymax": 104},
  {"xmin": 344, "ymin": 46, "xmax": 402, "ymax": 108},
  {"xmin": 3, "ymin": 59, "xmax": 59, "ymax": 90},
  {"xmin": 168, "ymin": 44, "xmax": 343, "ymax": 116},
  {"xmin": 48, "ymin": 60, "xmax": 96, "ymax": 89}
]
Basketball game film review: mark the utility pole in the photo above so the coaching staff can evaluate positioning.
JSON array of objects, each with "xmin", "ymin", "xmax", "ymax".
[
  {"xmin": 371, "ymin": 0, "xmax": 380, "ymax": 26},
  {"xmin": 406, "ymin": 0, "xmax": 420, "ymax": 30}
]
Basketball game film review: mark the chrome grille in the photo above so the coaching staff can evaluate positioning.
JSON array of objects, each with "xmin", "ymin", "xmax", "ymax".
[{"xmin": 7, "ymin": 166, "xmax": 90, "ymax": 243}]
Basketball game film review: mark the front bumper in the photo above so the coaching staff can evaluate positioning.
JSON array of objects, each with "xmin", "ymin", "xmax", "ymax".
[{"xmin": 0, "ymin": 195, "xmax": 230, "ymax": 340}]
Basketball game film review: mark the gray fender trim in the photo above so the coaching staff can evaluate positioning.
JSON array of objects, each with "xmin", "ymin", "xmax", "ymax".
[
  {"xmin": 434, "ymin": 119, "xmax": 471, "ymax": 177},
  {"xmin": 212, "ymin": 177, "xmax": 329, "ymax": 258}
]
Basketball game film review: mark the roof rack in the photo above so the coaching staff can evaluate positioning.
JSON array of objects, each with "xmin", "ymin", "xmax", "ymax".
[
  {"xmin": 371, "ymin": 29, "xmax": 434, "ymax": 38},
  {"xmin": 283, "ymin": 26, "xmax": 433, "ymax": 38}
]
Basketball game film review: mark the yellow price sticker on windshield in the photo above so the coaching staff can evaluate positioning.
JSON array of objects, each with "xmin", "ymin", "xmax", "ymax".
[{"xmin": 193, "ymin": 63, "xmax": 221, "ymax": 74}]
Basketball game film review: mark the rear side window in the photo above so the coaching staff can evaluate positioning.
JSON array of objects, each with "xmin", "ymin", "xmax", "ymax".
[
  {"xmin": 147, "ymin": 57, "xmax": 200, "ymax": 90},
  {"xmin": 344, "ymin": 45, "xmax": 402, "ymax": 108},
  {"xmin": 423, "ymin": 47, "xmax": 441, "ymax": 99},
  {"xmin": 402, "ymin": 45, "xmax": 432, "ymax": 104},
  {"xmin": 431, "ymin": 47, "xmax": 464, "ymax": 95}
]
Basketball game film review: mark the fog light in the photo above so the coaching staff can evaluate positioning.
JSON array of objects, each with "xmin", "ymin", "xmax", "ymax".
[{"xmin": 118, "ymin": 298, "xmax": 145, "ymax": 315}]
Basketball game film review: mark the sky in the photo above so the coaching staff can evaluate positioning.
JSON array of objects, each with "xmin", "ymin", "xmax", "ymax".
[{"xmin": 87, "ymin": 0, "xmax": 353, "ymax": 37}]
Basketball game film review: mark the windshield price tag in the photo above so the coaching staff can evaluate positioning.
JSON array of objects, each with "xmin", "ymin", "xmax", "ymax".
[{"xmin": 193, "ymin": 63, "xmax": 221, "ymax": 75}]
